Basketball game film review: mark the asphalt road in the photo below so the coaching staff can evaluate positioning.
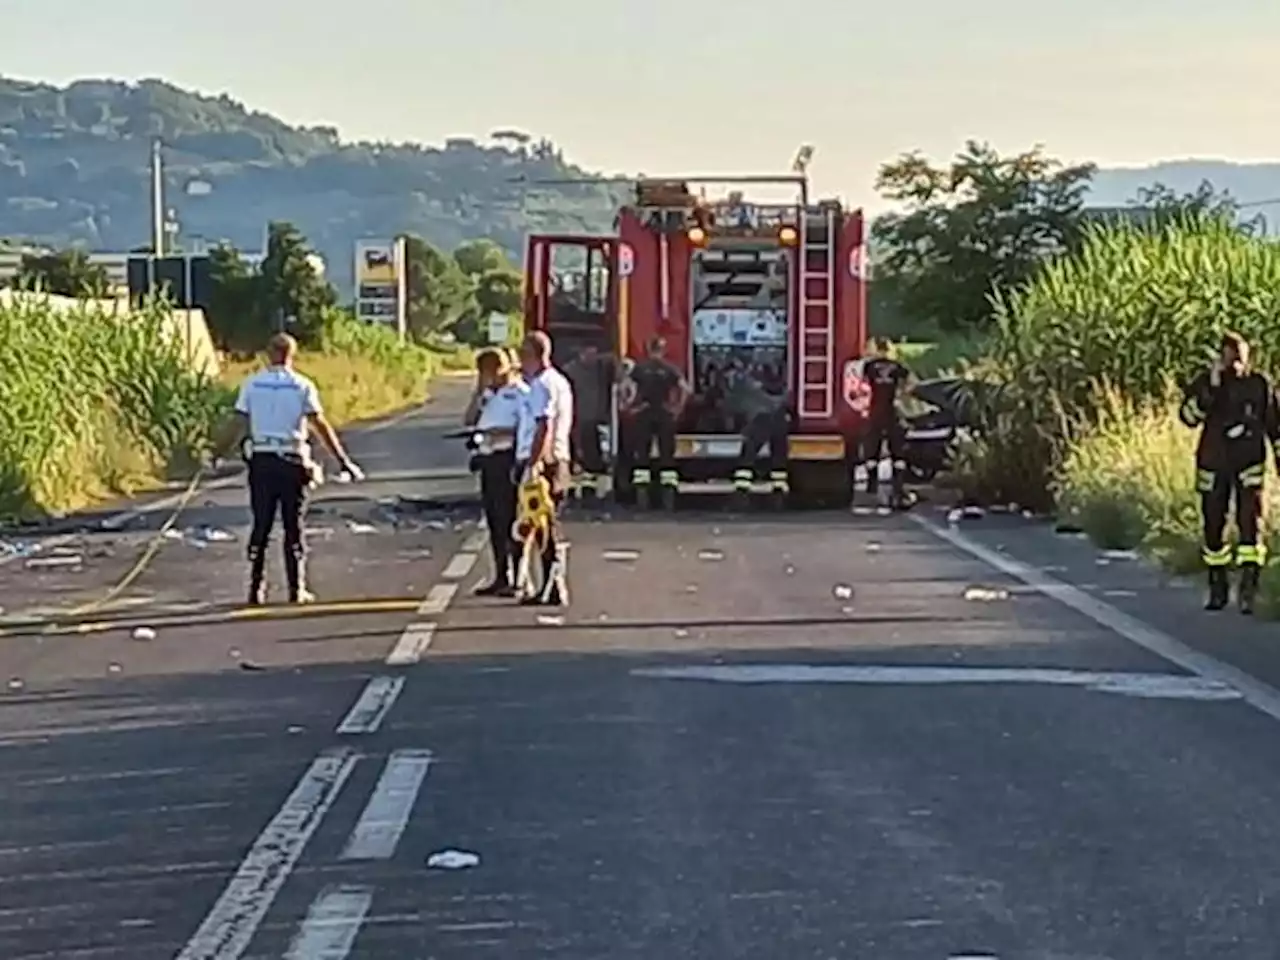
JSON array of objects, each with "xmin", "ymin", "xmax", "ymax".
[{"xmin": 5, "ymin": 382, "xmax": 1280, "ymax": 959}]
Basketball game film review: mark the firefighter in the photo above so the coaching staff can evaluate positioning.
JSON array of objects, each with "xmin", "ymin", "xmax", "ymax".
[
  {"xmin": 515, "ymin": 331, "xmax": 575, "ymax": 607},
  {"xmin": 1179, "ymin": 332, "xmax": 1280, "ymax": 613},
  {"xmin": 724, "ymin": 363, "xmax": 790, "ymax": 507},
  {"xmin": 625, "ymin": 336, "xmax": 691, "ymax": 509},
  {"xmin": 562, "ymin": 342, "xmax": 617, "ymax": 499},
  {"xmin": 221, "ymin": 332, "xmax": 363, "ymax": 605},
  {"xmin": 860, "ymin": 337, "xmax": 912, "ymax": 508},
  {"xmin": 465, "ymin": 348, "xmax": 526, "ymax": 597}
]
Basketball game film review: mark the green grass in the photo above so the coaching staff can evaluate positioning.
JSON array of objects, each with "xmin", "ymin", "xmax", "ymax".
[{"xmin": 0, "ymin": 298, "xmax": 457, "ymax": 523}]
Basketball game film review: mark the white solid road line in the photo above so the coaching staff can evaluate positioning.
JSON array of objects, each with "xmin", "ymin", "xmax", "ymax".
[
  {"xmin": 336, "ymin": 677, "xmax": 405, "ymax": 735},
  {"xmin": 912, "ymin": 514, "xmax": 1280, "ymax": 724},
  {"xmin": 441, "ymin": 551, "xmax": 478, "ymax": 580},
  {"xmin": 385, "ymin": 623, "xmax": 436, "ymax": 666},
  {"xmin": 175, "ymin": 749, "xmax": 360, "ymax": 960},
  {"xmin": 340, "ymin": 749, "xmax": 434, "ymax": 860},
  {"xmin": 461, "ymin": 530, "xmax": 488, "ymax": 553},
  {"xmin": 284, "ymin": 884, "xmax": 373, "ymax": 960}
]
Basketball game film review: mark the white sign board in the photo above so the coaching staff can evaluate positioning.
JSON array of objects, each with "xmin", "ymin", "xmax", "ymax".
[{"xmin": 487, "ymin": 312, "xmax": 509, "ymax": 344}]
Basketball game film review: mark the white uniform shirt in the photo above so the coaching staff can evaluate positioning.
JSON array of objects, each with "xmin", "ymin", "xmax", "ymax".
[
  {"xmin": 517, "ymin": 366, "xmax": 574, "ymax": 462},
  {"xmin": 474, "ymin": 381, "xmax": 528, "ymax": 453},
  {"xmin": 235, "ymin": 366, "xmax": 321, "ymax": 457}
]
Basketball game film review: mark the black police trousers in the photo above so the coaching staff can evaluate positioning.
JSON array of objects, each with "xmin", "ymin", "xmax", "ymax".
[
  {"xmin": 628, "ymin": 406, "xmax": 678, "ymax": 490},
  {"xmin": 478, "ymin": 449, "xmax": 519, "ymax": 585},
  {"xmin": 571, "ymin": 418, "xmax": 608, "ymax": 476},
  {"xmin": 1199, "ymin": 464, "xmax": 1267, "ymax": 569},
  {"xmin": 247, "ymin": 453, "xmax": 310, "ymax": 590}
]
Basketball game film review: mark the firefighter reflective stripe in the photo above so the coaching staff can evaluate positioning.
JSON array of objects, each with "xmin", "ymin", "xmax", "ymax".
[
  {"xmin": 769, "ymin": 469, "xmax": 789, "ymax": 492},
  {"xmin": 1237, "ymin": 543, "xmax": 1268, "ymax": 566},
  {"xmin": 732, "ymin": 468, "xmax": 753, "ymax": 491},
  {"xmin": 1196, "ymin": 469, "xmax": 1215, "ymax": 493},
  {"xmin": 631, "ymin": 466, "xmax": 652, "ymax": 483},
  {"xmin": 659, "ymin": 469, "xmax": 679, "ymax": 488},
  {"xmin": 1240, "ymin": 463, "xmax": 1266, "ymax": 488},
  {"xmin": 1202, "ymin": 545, "xmax": 1233, "ymax": 567},
  {"xmin": 1180, "ymin": 395, "xmax": 1206, "ymax": 426}
]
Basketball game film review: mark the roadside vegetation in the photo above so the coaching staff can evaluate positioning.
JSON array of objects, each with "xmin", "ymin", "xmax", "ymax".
[
  {"xmin": 0, "ymin": 222, "xmax": 503, "ymax": 523},
  {"xmin": 869, "ymin": 142, "xmax": 1280, "ymax": 614}
]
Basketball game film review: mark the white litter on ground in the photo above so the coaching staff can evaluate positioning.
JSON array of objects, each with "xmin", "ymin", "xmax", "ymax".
[
  {"xmin": 426, "ymin": 849, "xmax": 480, "ymax": 870},
  {"xmin": 131, "ymin": 626, "xmax": 157, "ymax": 641},
  {"xmin": 832, "ymin": 584, "xmax": 854, "ymax": 600},
  {"xmin": 697, "ymin": 549, "xmax": 724, "ymax": 561},
  {"xmin": 963, "ymin": 587, "xmax": 1010, "ymax": 602},
  {"xmin": 1101, "ymin": 549, "xmax": 1139, "ymax": 560},
  {"xmin": 602, "ymin": 550, "xmax": 640, "ymax": 562},
  {"xmin": 346, "ymin": 521, "xmax": 377, "ymax": 534}
]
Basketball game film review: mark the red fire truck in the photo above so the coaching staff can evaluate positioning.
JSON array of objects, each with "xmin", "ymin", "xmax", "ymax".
[{"xmin": 522, "ymin": 175, "xmax": 870, "ymax": 506}]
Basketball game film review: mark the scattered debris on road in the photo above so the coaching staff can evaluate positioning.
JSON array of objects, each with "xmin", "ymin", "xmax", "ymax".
[
  {"xmin": 346, "ymin": 520, "xmax": 377, "ymax": 534},
  {"xmin": 963, "ymin": 586, "xmax": 1010, "ymax": 602},
  {"xmin": 536, "ymin": 615, "xmax": 565, "ymax": 626},
  {"xmin": 833, "ymin": 583, "xmax": 854, "ymax": 601},
  {"xmin": 1100, "ymin": 549, "xmax": 1139, "ymax": 561},
  {"xmin": 602, "ymin": 549, "xmax": 640, "ymax": 562},
  {"xmin": 426, "ymin": 849, "xmax": 480, "ymax": 870},
  {"xmin": 697, "ymin": 549, "xmax": 724, "ymax": 561},
  {"xmin": 26, "ymin": 553, "xmax": 83, "ymax": 569},
  {"xmin": 7, "ymin": 677, "xmax": 23, "ymax": 692},
  {"xmin": 131, "ymin": 626, "xmax": 156, "ymax": 641}
]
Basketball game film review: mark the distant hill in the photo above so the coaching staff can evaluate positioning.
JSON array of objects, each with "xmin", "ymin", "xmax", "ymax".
[
  {"xmin": 2, "ymin": 75, "xmax": 1279, "ymax": 292},
  {"xmin": 0, "ymin": 76, "xmax": 628, "ymax": 290},
  {"xmin": 1088, "ymin": 161, "xmax": 1280, "ymax": 231}
]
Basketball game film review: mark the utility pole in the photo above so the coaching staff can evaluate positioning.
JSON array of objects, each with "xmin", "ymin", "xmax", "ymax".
[{"xmin": 150, "ymin": 139, "xmax": 165, "ymax": 256}]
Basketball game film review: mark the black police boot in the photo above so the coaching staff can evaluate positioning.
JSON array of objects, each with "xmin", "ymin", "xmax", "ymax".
[
  {"xmin": 1206, "ymin": 567, "xmax": 1230, "ymax": 611},
  {"xmin": 284, "ymin": 549, "xmax": 315, "ymax": 604},
  {"xmin": 247, "ymin": 546, "xmax": 267, "ymax": 606},
  {"xmin": 1239, "ymin": 564, "xmax": 1260, "ymax": 615}
]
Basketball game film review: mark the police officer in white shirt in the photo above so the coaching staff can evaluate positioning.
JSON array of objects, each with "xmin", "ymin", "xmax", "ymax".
[
  {"xmin": 464, "ymin": 347, "xmax": 527, "ymax": 596},
  {"xmin": 223, "ymin": 333, "xmax": 363, "ymax": 605},
  {"xmin": 515, "ymin": 331, "xmax": 575, "ymax": 607}
]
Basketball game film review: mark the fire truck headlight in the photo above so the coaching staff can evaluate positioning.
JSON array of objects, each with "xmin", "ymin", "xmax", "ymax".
[
  {"xmin": 687, "ymin": 226, "xmax": 707, "ymax": 246},
  {"xmin": 778, "ymin": 225, "xmax": 798, "ymax": 246}
]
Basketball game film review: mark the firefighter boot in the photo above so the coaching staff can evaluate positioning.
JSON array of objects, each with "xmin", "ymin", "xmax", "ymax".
[
  {"xmin": 658, "ymin": 470, "xmax": 679, "ymax": 511},
  {"xmin": 247, "ymin": 546, "xmax": 268, "ymax": 606},
  {"xmin": 768, "ymin": 470, "xmax": 789, "ymax": 511},
  {"xmin": 1239, "ymin": 563, "xmax": 1261, "ymax": 615},
  {"xmin": 1205, "ymin": 566, "xmax": 1230, "ymax": 611},
  {"xmin": 731, "ymin": 468, "xmax": 753, "ymax": 512},
  {"xmin": 284, "ymin": 548, "xmax": 315, "ymax": 605},
  {"xmin": 632, "ymin": 467, "xmax": 652, "ymax": 510}
]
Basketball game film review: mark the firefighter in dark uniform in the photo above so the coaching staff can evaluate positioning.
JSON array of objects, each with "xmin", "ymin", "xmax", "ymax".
[
  {"xmin": 562, "ymin": 342, "xmax": 617, "ymax": 499},
  {"xmin": 221, "ymin": 333, "xmax": 363, "ymax": 604},
  {"xmin": 725, "ymin": 364, "xmax": 790, "ymax": 507},
  {"xmin": 860, "ymin": 337, "xmax": 912, "ymax": 507},
  {"xmin": 625, "ymin": 336, "xmax": 691, "ymax": 509},
  {"xmin": 1179, "ymin": 332, "xmax": 1280, "ymax": 613}
]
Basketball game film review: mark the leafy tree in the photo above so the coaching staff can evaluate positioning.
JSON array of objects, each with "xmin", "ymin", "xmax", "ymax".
[
  {"xmin": 872, "ymin": 141, "xmax": 1096, "ymax": 332},
  {"xmin": 203, "ymin": 243, "xmax": 263, "ymax": 352},
  {"xmin": 257, "ymin": 221, "xmax": 336, "ymax": 346},
  {"xmin": 1131, "ymin": 181, "xmax": 1242, "ymax": 231},
  {"xmin": 453, "ymin": 239, "xmax": 510, "ymax": 278},
  {"xmin": 11, "ymin": 249, "xmax": 111, "ymax": 297},
  {"xmin": 402, "ymin": 235, "xmax": 472, "ymax": 341}
]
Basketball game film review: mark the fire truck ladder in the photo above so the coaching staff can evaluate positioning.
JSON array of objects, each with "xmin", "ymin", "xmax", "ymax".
[{"xmin": 798, "ymin": 205, "xmax": 835, "ymax": 419}]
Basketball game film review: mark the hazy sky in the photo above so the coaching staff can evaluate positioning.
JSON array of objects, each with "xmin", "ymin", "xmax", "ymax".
[{"xmin": 1, "ymin": 0, "xmax": 1275, "ymax": 211}]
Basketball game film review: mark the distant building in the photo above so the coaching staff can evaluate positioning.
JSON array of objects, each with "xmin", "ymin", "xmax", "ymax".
[{"xmin": 0, "ymin": 247, "xmax": 267, "ymax": 294}]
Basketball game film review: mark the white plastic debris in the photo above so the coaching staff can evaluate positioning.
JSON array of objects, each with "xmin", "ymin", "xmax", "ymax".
[
  {"xmin": 194, "ymin": 526, "xmax": 235, "ymax": 543},
  {"xmin": 26, "ymin": 554, "xmax": 82, "ymax": 569},
  {"xmin": 161, "ymin": 528, "xmax": 184, "ymax": 540},
  {"xmin": 673, "ymin": 628, "xmax": 690, "ymax": 639},
  {"xmin": 427, "ymin": 849, "xmax": 480, "ymax": 870},
  {"xmin": 536, "ymin": 615, "xmax": 564, "ymax": 626},
  {"xmin": 963, "ymin": 587, "xmax": 1009, "ymax": 602},
  {"xmin": 866, "ymin": 542, "xmax": 881, "ymax": 552},
  {"xmin": 602, "ymin": 549, "xmax": 640, "ymax": 562},
  {"xmin": 346, "ymin": 521, "xmax": 377, "ymax": 534},
  {"xmin": 784, "ymin": 564, "xmax": 796, "ymax": 575},
  {"xmin": 697, "ymin": 549, "xmax": 724, "ymax": 561},
  {"xmin": 7, "ymin": 677, "xmax": 23, "ymax": 692},
  {"xmin": 1101, "ymin": 549, "xmax": 1138, "ymax": 560},
  {"xmin": 107, "ymin": 662, "xmax": 123, "ymax": 674},
  {"xmin": 946, "ymin": 508, "xmax": 964, "ymax": 524},
  {"xmin": 131, "ymin": 626, "xmax": 156, "ymax": 641},
  {"xmin": 833, "ymin": 583, "xmax": 854, "ymax": 601}
]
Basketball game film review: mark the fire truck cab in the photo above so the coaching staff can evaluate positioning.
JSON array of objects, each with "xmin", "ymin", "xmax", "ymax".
[{"xmin": 523, "ymin": 175, "xmax": 870, "ymax": 507}]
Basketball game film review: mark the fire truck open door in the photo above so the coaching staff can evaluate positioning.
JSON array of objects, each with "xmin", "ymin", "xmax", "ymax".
[
  {"xmin": 522, "ymin": 235, "xmax": 620, "ymax": 365},
  {"xmin": 522, "ymin": 234, "xmax": 623, "ymax": 477}
]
